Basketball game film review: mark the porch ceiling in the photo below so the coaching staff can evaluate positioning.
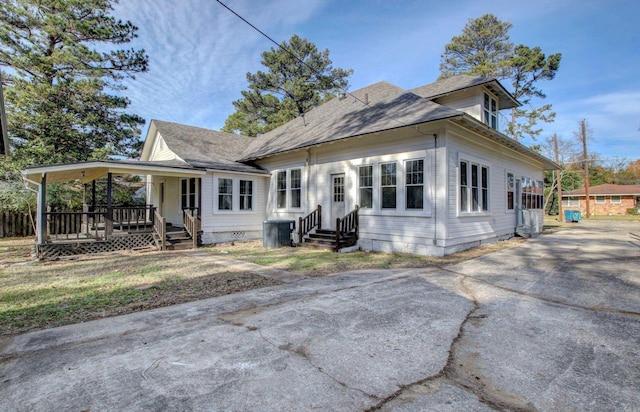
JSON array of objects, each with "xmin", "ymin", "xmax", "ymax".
[{"xmin": 22, "ymin": 160, "xmax": 205, "ymax": 184}]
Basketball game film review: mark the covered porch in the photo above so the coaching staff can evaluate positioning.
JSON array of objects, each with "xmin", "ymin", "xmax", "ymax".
[{"xmin": 22, "ymin": 160, "xmax": 205, "ymax": 258}]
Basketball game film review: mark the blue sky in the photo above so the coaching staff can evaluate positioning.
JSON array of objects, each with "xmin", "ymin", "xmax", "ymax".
[{"xmin": 113, "ymin": 0, "xmax": 640, "ymax": 162}]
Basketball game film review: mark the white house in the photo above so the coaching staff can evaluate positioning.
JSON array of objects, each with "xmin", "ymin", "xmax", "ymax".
[{"xmin": 23, "ymin": 75, "xmax": 557, "ymax": 257}]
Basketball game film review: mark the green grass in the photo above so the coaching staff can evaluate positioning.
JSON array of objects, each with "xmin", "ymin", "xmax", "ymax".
[
  {"xmin": 206, "ymin": 238, "xmax": 525, "ymax": 277},
  {"xmin": 588, "ymin": 215, "xmax": 640, "ymax": 221},
  {"xmin": 0, "ymin": 248, "xmax": 279, "ymax": 336}
]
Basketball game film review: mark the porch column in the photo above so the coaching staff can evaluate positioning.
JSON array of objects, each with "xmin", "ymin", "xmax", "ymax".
[
  {"xmin": 105, "ymin": 172, "xmax": 113, "ymax": 239},
  {"xmin": 37, "ymin": 173, "xmax": 47, "ymax": 244}
]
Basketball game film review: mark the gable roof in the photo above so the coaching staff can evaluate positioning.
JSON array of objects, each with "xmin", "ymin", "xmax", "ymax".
[
  {"xmin": 410, "ymin": 75, "xmax": 519, "ymax": 110},
  {"xmin": 563, "ymin": 184, "xmax": 640, "ymax": 196},
  {"xmin": 146, "ymin": 120, "xmax": 267, "ymax": 174},
  {"xmin": 241, "ymin": 81, "xmax": 463, "ymax": 161}
]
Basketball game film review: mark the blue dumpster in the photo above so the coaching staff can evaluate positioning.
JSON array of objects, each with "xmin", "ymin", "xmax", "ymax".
[{"xmin": 564, "ymin": 210, "xmax": 581, "ymax": 222}]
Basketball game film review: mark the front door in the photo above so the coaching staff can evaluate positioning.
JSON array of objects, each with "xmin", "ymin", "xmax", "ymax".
[{"xmin": 331, "ymin": 173, "xmax": 345, "ymax": 230}]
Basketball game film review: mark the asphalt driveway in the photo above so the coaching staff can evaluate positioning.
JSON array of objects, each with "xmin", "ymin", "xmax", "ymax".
[{"xmin": 1, "ymin": 220, "xmax": 639, "ymax": 411}]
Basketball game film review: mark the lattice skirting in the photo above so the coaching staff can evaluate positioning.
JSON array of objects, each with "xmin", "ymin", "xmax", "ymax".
[{"xmin": 37, "ymin": 233, "xmax": 157, "ymax": 259}]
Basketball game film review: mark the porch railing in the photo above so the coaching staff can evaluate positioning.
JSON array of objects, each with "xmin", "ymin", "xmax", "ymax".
[
  {"xmin": 43, "ymin": 205, "xmax": 156, "ymax": 241},
  {"xmin": 153, "ymin": 209, "xmax": 166, "ymax": 250},
  {"xmin": 299, "ymin": 205, "xmax": 322, "ymax": 243},
  {"xmin": 335, "ymin": 205, "xmax": 359, "ymax": 251},
  {"xmin": 183, "ymin": 209, "xmax": 200, "ymax": 249},
  {"xmin": 93, "ymin": 205, "xmax": 156, "ymax": 232},
  {"xmin": 45, "ymin": 211, "xmax": 107, "ymax": 240}
]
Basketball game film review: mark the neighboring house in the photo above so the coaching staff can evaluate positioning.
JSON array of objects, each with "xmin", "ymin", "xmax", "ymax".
[
  {"xmin": 23, "ymin": 75, "xmax": 558, "ymax": 257},
  {"xmin": 563, "ymin": 184, "xmax": 640, "ymax": 216}
]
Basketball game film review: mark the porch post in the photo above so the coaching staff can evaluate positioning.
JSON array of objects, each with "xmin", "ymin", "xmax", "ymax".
[
  {"xmin": 91, "ymin": 179, "xmax": 96, "ymax": 211},
  {"xmin": 106, "ymin": 172, "xmax": 113, "ymax": 239},
  {"xmin": 37, "ymin": 173, "xmax": 47, "ymax": 244}
]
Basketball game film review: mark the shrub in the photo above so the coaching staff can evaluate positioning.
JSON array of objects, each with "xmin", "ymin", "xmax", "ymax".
[{"xmin": 626, "ymin": 208, "xmax": 639, "ymax": 215}]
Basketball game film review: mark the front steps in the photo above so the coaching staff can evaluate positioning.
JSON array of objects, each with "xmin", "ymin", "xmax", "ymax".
[{"xmin": 300, "ymin": 229, "xmax": 357, "ymax": 251}]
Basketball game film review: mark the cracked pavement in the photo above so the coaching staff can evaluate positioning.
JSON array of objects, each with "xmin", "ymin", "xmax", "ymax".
[{"xmin": 1, "ymin": 220, "xmax": 639, "ymax": 411}]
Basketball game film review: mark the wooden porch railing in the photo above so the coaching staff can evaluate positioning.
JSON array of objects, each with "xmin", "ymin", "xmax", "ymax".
[
  {"xmin": 183, "ymin": 209, "xmax": 200, "ymax": 249},
  {"xmin": 299, "ymin": 205, "xmax": 322, "ymax": 244},
  {"xmin": 153, "ymin": 209, "xmax": 166, "ymax": 250},
  {"xmin": 335, "ymin": 205, "xmax": 359, "ymax": 251},
  {"xmin": 45, "ymin": 211, "xmax": 107, "ymax": 240},
  {"xmin": 93, "ymin": 205, "xmax": 156, "ymax": 232}
]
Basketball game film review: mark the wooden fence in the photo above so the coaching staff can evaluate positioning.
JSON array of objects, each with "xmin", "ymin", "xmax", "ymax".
[{"xmin": 0, "ymin": 211, "xmax": 36, "ymax": 238}]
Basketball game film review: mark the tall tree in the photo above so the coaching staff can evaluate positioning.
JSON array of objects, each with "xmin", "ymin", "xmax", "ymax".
[
  {"xmin": 223, "ymin": 34, "xmax": 353, "ymax": 137},
  {"xmin": 439, "ymin": 14, "xmax": 561, "ymax": 141},
  {"xmin": 0, "ymin": 0, "xmax": 148, "ymax": 171}
]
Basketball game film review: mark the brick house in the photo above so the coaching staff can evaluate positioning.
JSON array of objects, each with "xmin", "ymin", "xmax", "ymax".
[{"xmin": 562, "ymin": 184, "xmax": 640, "ymax": 216}]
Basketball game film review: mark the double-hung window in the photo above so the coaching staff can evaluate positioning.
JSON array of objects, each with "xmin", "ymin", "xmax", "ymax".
[
  {"xmin": 611, "ymin": 195, "xmax": 622, "ymax": 204},
  {"xmin": 380, "ymin": 162, "xmax": 397, "ymax": 209},
  {"xmin": 460, "ymin": 160, "xmax": 489, "ymax": 213},
  {"xmin": 358, "ymin": 165, "xmax": 373, "ymax": 208},
  {"xmin": 405, "ymin": 159, "xmax": 424, "ymax": 209},
  {"xmin": 595, "ymin": 195, "xmax": 606, "ymax": 204},
  {"xmin": 507, "ymin": 173, "xmax": 515, "ymax": 210},
  {"xmin": 484, "ymin": 92, "xmax": 498, "ymax": 130},
  {"xmin": 218, "ymin": 178, "xmax": 233, "ymax": 210},
  {"xmin": 240, "ymin": 180, "xmax": 253, "ymax": 210},
  {"xmin": 276, "ymin": 171, "xmax": 287, "ymax": 209},
  {"xmin": 290, "ymin": 169, "xmax": 302, "ymax": 208},
  {"xmin": 276, "ymin": 169, "xmax": 302, "ymax": 209}
]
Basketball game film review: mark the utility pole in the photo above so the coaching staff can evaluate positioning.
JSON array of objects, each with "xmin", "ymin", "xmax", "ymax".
[
  {"xmin": 553, "ymin": 134, "xmax": 562, "ymax": 222},
  {"xmin": 580, "ymin": 120, "xmax": 590, "ymax": 218},
  {"xmin": 0, "ymin": 67, "xmax": 9, "ymax": 156}
]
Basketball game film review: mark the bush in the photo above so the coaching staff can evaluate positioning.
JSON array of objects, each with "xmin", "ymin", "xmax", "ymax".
[{"xmin": 626, "ymin": 208, "xmax": 639, "ymax": 215}]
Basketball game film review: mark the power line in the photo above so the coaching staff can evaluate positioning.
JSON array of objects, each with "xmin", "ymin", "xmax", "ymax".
[{"xmin": 214, "ymin": 0, "xmax": 426, "ymax": 134}]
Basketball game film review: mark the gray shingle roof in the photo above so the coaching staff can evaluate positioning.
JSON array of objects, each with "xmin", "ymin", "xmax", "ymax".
[
  {"xmin": 150, "ymin": 120, "xmax": 267, "ymax": 174},
  {"xmin": 410, "ymin": 75, "xmax": 519, "ymax": 110},
  {"xmin": 241, "ymin": 81, "xmax": 462, "ymax": 161}
]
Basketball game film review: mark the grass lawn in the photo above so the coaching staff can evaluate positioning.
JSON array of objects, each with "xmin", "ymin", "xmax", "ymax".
[
  {"xmin": 1, "ymin": 234, "xmax": 528, "ymax": 337},
  {"xmin": 204, "ymin": 238, "xmax": 526, "ymax": 277},
  {"xmin": 0, "ymin": 242, "xmax": 279, "ymax": 336}
]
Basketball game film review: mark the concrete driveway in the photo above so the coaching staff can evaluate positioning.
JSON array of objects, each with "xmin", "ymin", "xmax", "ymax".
[{"xmin": 1, "ymin": 220, "xmax": 639, "ymax": 411}]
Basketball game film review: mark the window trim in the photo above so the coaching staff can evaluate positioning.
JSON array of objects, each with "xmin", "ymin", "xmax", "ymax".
[
  {"xmin": 358, "ymin": 165, "xmax": 373, "ymax": 209},
  {"xmin": 610, "ymin": 195, "xmax": 622, "ymax": 204},
  {"xmin": 239, "ymin": 179, "xmax": 253, "ymax": 211},
  {"xmin": 290, "ymin": 169, "xmax": 302, "ymax": 209},
  {"xmin": 483, "ymin": 91, "xmax": 498, "ymax": 130},
  {"xmin": 217, "ymin": 177, "xmax": 233, "ymax": 211},
  {"xmin": 562, "ymin": 196, "xmax": 580, "ymax": 207},
  {"xmin": 506, "ymin": 172, "xmax": 515, "ymax": 211},
  {"xmin": 405, "ymin": 158, "xmax": 424, "ymax": 210},
  {"xmin": 274, "ymin": 168, "xmax": 304, "ymax": 211},
  {"xmin": 459, "ymin": 158, "xmax": 490, "ymax": 215},
  {"xmin": 380, "ymin": 162, "xmax": 397, "ymax": 209},
  {"xmin": 595, "ymin": 195, "xmax": 606, "ymax": 205}
]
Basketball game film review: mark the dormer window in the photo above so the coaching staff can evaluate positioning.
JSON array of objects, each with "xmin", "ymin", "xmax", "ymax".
[{"xmin": 483, "ymin": 92, "xmax": 498, "ymax": 130}]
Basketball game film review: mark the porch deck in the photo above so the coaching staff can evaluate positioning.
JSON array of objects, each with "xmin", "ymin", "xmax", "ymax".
[{"xmin": 37, "ymin": 206, "xmax": 199, "ymax": 258}]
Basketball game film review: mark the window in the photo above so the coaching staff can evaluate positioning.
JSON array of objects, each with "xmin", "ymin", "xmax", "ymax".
[
  {"xmin": 595, "ymin": 196, "xmax": 606, "ymax": 204},
  {"xmin": 240, "ymin": 180, "xmax": 253, "ymax": 210},
  {"xmin": 484, "ymin": 92, "xmax": 498, "ymax": 130},
  {"xmin": 290, "ymin": 169, "xmax": 301, "ymax": 208},
  {"xmin": 406, "ymin": 159, "xmax": 424, "ymax": 209},
  {"xmin": 507, "ymin": 173, "xmax": 515, "ymax": 210},
  {"xmin": 460, "ymin": 160, "xmax": 489, "ymax": 213},
  {"xmin": 611, "ymin": 195, "xmax": 622, "ymax": 204},
  {"xmin": 276, "ymin": 171, "xmax": 287, "ymax": 209},
  {"xmin": 482, "ymin": 167, "xmax": 489, "ymax": 211},
  {"xmin": 380, "ymin": 162, "xmax": 397, "ymax": 209},
  {"xmin": 358, "ymin": 165, "xmax": 373, "ymax": 208},
  {"xmin": 563, "ymin": 196, "xmax": 580, "ymax": 207},
  {"xmin": 218, "ymin": 178, "xmax": 232, "ymax": 210},
  {"xmin": 181, "ymin": 178, "xmax": 197, "ymax": 210},
  {"xmin": 333, "ymin": 175, "xmax": 344, "ymax": 202}
]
